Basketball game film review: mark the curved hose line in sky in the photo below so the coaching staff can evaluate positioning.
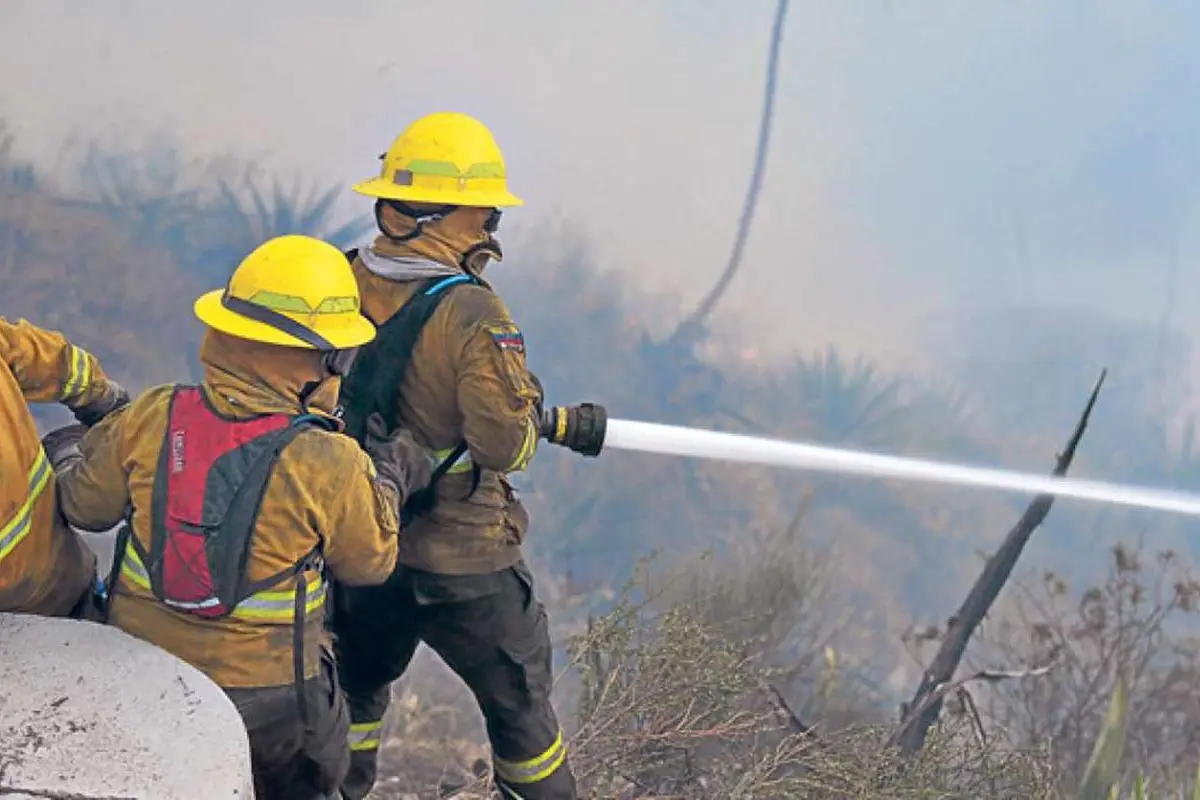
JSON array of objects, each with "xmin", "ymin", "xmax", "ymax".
[{"xmin": 671, "ymin": 0, "xmax": 790, "ymax": 342}]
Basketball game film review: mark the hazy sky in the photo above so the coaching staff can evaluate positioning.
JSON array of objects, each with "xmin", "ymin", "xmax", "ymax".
[{"xmin": 3, "ymin": 0, "xmax": 1199, "ymax": 374}]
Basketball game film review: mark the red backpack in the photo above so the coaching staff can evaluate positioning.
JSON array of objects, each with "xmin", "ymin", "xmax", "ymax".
[{"xmin": 107, "ymin": 385, "xmax": 336, "ymax": 718}]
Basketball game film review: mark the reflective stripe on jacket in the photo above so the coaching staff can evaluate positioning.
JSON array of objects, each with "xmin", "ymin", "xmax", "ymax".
[
  {"xmin": 119, "ymin": 546, "xmax": 328, "ymax": 623},
  {"xmin": 0, "ymin": 318, "xmax": 110, "ymax": 614},
  {"xmin": 0, "ymin": 447, "xmax": 52, "ymax": 563}
]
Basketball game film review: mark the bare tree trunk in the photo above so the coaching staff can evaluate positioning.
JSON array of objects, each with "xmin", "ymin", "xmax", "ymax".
[{"xmin": 888, "ymin": 369, "xmax": 1108, "ymax": 758}]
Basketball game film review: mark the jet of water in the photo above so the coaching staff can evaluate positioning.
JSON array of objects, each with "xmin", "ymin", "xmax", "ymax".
[{"xmin": 604, "ymin": 418, "xmax": 1200, "ymax": 517}]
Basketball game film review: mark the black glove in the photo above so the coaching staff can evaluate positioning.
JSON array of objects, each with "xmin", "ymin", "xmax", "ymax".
[
  {"xmin": 41, "ymin": 423, "xmax": 88, "ymax": 471},
  {"xmin": 528, "ymin": 372, "xmax": 545, "ymax": 420},
  {"xmin": 538, "ymin": 403, "xmax": 607, "ymax": 458},
  {"xmin": 73, "ymin": 381, "xmax": 131, "ymax": 427},
  {"xmin": 364, "ymin": 413, "xmax": 434, "ymax": 504}
]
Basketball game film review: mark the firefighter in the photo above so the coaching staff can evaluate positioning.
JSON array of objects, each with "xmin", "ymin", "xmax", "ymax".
[
  {"xmin": 0, "ymin": 317, "xmax": 128, "ymax": 616},
  {"xmin": 333, "ymin": 112, "xmax": 603, "ymax": 800},
  {"xmin": 46, "ymin": 234, "xmax": 434, "ymax": 800}
]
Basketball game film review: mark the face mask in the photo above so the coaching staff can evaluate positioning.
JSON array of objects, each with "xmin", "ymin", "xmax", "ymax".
[
  {"xmin": 460, "ymin": 236, "xmax": 504, "ymax": 275},
  {"xmin": 298, "ymin": 348, "xmax": 359, "ymax": 407},
  {"xmin": 322, "ymin": 348, "xmax": 359, "ymax": 378}
]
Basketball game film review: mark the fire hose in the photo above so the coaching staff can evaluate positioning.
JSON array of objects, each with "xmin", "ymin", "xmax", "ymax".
[{"xmin": 539, "ymin": 404, "xmax": 1200, "ymax": 517}]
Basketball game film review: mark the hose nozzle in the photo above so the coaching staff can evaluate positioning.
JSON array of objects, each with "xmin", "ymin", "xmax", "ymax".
[{"xmin": 539, "ymin": 403, "xmax": 607, "ymax": 457}]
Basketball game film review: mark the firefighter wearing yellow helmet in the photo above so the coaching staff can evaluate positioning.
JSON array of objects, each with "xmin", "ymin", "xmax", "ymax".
[
  {"xmin": 333, "ymin": 113, "xmax": 599, "ymax": 799},
  {"xmin": 48, "ymin": 234, "xmax": 434, "ymax": 800}
]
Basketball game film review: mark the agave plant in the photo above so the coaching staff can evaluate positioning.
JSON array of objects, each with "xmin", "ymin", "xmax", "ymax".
[
  {"xmin": 1077, "ymin": 679, "xmax": 1200, "ymax": 800},
  {"xmin": 1078, "ymin": 678, "xmax": 1128, "ymax": 799}
]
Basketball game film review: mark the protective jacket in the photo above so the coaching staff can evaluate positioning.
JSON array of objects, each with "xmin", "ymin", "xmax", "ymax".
[
  {"xmin": 0, "ymin": 317, "xmax": 112, "ymax": 614},
  {"xmin": 349, "ymin": 235, "xmax": 542, "ymax": 575},
  {"xmin": 55, "ymin": 330, "xmax": 400, "ymax": 688}
]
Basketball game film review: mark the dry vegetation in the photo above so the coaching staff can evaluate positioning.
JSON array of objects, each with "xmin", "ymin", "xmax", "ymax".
[
  {"xmin": 5, "ymin": 128, "xmax": 1200, "ymax": 798},
  {"xmin": 973, "ymin": 543, "xmax": 1200, "ymax": 795},
  {"xmin": 365, "ymin": 538, "xmax": 1200, "ymax": 798}
]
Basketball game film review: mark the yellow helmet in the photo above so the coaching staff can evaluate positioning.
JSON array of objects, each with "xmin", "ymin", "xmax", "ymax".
[
  {"xmin": 353, "ymin": 112, "xmax": 524, "ymax": 208},
  {"xmin": 193, "ymin": 235, "xmax": 377, "ymax": 350}
]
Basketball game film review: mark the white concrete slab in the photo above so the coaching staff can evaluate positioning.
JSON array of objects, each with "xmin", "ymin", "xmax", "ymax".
[{"xmin": 0, "ymin": 613, "xmax": 254, "ymax": 799}]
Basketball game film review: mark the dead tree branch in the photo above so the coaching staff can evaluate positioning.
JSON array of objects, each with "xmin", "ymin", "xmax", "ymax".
[
  {"xmin": 766, "ymin": 681, "xmax": 818, "ymax": 738},
  {"xmin": 892, "ymin": 662, "xmax": 1057, "ymax": 749},
  {"xmin": 889, "ymin": 369, "xmax": 1107, "ymax": 758}
]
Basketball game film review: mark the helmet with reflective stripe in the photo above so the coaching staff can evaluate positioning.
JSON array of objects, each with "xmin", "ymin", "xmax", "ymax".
[
  {"xmin": 193, "ymin": 235, "xmax": 377, "ymax": 350},
  {"xmin": 353, "ymin": 112, "xmax": 524, "ymax": 208}
]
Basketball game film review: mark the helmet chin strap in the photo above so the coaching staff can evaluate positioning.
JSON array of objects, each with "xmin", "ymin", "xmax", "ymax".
[{"xmin": 220, "ymin": 289, "xmax": 334, "ymax": 350}]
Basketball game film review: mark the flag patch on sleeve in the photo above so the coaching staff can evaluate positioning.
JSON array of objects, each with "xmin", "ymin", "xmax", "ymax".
[{"xmin": 487, "ymin": 324, "xmax": 525, "ymax": 354}]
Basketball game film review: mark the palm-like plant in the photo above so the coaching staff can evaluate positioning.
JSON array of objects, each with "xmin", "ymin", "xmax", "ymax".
[
  {"xmin": 731, "ymin": 347, "xmax": 907, "ymax": 450},
  {"xmin": 791, "ymin": 347, "xmax": 905, "ymax": 448},
  {"xmin": 69, "ymin": 141, "xmax": 371, "ymax": 283},
  {"xmin": 69, "ymin": 140, "xmax": 204, "ymax": 246},
  {"xmin": 188, "ymin": 178, "xmax": 372, "ymax": 281}
]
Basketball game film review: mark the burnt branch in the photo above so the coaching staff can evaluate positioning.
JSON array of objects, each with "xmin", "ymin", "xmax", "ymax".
[
  {"xmin": 892, "ymin": 662, "xmax": 1057, "ymax": 748},
  {"xmin": 766, "ymin": 681, "xmax": 817, "ymax": 738},
  {"xmin": 889, "ymin": 369, "xmax": 1107, "ymax": 758}
]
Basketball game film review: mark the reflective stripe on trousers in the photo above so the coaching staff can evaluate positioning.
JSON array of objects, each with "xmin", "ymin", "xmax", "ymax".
[
  {"xmin": 0, "ymin": 447, "xmax": 52, "ymax": 562},
  {"xmin": 494, "ymin": 730, "xmax": 568, "ymax": 789},
  {"xmin": 348, "ymin": 720, "xmax": 382, "ymax": 752},
  {"xmin": 120, "ymin": 547, "xmax": 326, "ymax": 621},
  {"xmin": 59, "ymin": 344, "xmax": 94, "ymax": 403}
]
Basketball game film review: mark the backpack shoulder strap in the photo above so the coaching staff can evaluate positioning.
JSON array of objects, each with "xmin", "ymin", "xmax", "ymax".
[
  {"xmin": 220, "ymin": 414, "xmax": 334, "ymax": 604},
  {"xmin": 339, "ymin": 273, "xmax": 482, "ymax": 444},
  {"xmin": 400, "ymin": 437, "xmax": 479, "ymax": 526},
  {"xmin": 225, "ymin": 411, "xmax": 333, "ymax": 729}
]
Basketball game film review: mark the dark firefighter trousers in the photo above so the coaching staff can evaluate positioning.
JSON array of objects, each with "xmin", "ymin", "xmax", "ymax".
[
  {"xmin": 223, "ymin": 646, "xmax": 351, "ymax": 800},
  {"xmin": 332, "ymin": 560, "xmax": 576, "ymax": 799}
]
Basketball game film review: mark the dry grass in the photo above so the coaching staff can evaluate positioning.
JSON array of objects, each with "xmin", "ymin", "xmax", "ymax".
[{"xmin": 366, "ymin": 536, "xmax": 1062, "ymax": 799}]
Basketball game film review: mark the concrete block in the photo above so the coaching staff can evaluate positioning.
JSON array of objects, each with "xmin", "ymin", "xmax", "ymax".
[{"xmin": 0, "ymin": 613, "xmax": 254, "ymax": 799}]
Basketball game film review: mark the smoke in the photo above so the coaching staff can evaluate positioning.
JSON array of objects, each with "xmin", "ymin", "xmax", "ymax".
[{"xmin": 3, "ymin": 1, "xmax": 1199, "ymax": 378}]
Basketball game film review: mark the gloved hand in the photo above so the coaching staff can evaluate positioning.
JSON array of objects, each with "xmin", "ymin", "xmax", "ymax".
[
  {"xmin": 364, "ymin": 413, "xmax": 434, "ymax": 505},
  {"xmin": 73, "ymin": 381, "xmax": 131, "ymax": 427},
  {"xmin": 528, "ymin": 371, "xmax": 545, "ymax": 420},
  {"xmin": 41, "ymin": 423, "xmax": 88, "ymax": 471}
]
